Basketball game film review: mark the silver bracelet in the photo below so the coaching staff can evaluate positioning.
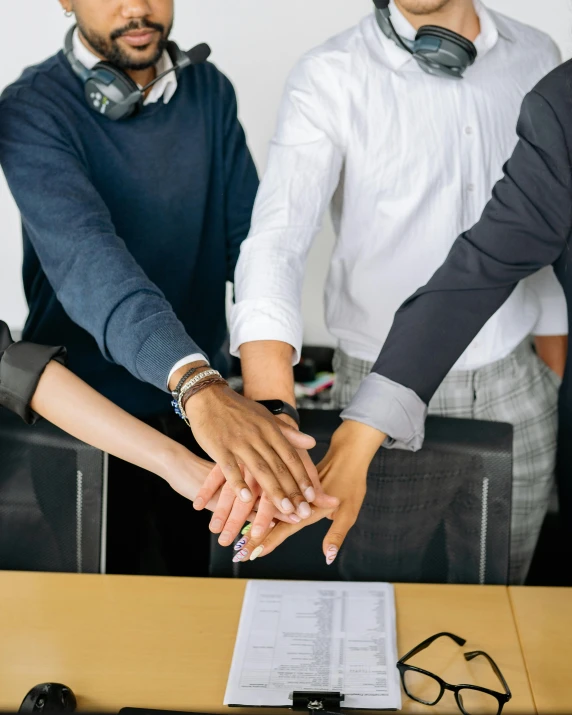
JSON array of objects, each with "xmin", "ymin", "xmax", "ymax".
[{"xmin": 177, "ymin": 369, "xmax": 221, "ymax": 425}]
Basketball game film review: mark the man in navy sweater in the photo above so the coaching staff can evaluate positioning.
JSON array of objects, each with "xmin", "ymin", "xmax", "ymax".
[{"xmin": 0, "ymin": 0, "xmax": 322, "ymax": 574}]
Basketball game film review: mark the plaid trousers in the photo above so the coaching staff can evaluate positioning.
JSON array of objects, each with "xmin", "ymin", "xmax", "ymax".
[{"xmin": 332, "ymin": 339, "xmax": 560, "ymax": 584}]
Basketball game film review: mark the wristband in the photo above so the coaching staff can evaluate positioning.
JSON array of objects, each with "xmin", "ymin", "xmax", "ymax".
[{"xmin": 256, "ymin": 399, "xmax": 301, "ymax": 427}]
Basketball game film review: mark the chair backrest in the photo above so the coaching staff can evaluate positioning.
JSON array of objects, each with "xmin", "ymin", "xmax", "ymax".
[
  {"xmin": 210, "ymin": 410, "xmax": 513, "ymax": 585},
  {"xmin": 0, "ymin": 408, "xmax": 107, "ymax": 573}
]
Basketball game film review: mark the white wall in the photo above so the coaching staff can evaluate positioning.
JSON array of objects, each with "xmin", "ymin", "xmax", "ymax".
[{"xmin": 2, "ymin": 0, "xmax": 571, "ymax": 343}]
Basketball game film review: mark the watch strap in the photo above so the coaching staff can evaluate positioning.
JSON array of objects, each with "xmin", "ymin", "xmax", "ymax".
[{"xmin": 256, "ymin": 399, "xmax": 301, "ymax": 427}]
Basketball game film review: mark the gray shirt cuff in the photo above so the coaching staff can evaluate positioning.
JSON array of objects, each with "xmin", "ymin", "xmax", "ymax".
[{"xmin": 340, "ymin": 373, "xmax": 428, "ymax": 451}]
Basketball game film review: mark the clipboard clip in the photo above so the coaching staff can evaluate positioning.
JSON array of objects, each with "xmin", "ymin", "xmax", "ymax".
[{"xmin": 290, "ymin": 691, "xmax": 345, "ymax": 715}]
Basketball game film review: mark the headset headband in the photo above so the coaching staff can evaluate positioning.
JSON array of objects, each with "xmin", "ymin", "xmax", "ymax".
[
  {"xmin": 372, "ymin": 0, "xmax": 477, "ymax": 79},
  {"xmin": 63, "ymin": 25, "xmax": 210, "ymax": 120}
]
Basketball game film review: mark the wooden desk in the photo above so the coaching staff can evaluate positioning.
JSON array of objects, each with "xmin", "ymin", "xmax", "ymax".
[
  {"xmin": 509, "ymin": 587, "xmax": 572, "ymax": 714},
  {"xmin": 0, "ymin": 573, "xmax": 534, "ymax": 714}
]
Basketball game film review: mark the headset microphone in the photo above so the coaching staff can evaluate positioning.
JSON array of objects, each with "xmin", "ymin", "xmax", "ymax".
[
  {"xmin": 64, "ymin": 26, "xmax": 212, "ymax": 120},
  {"xmin": 372, "ymin": 0, "xmax": 477, "ymax": 79}
]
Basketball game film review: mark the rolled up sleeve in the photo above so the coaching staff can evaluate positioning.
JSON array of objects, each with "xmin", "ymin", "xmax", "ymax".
[{"xmin": 230, "ymin": 54, "xmax": 345, "ymax": 362}]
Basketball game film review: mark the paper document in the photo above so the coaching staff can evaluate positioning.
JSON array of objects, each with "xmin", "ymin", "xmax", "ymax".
[{"xmin": 224, "ymin": 580, "xmax": 402, "ymax": 710}]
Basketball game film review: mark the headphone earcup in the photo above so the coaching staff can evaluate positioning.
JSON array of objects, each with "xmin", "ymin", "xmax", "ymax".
[
  {"xmin": 414, "ymin": 26, "xmax": 477, "ymax": 78},
  {"xmin": 84, "ymin": 63, "xmax": 143, "ymax": 120}
]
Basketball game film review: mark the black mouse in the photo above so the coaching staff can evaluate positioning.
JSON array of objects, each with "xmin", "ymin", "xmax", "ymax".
[{"xmin": 19, "ymin": 683, "xmax": 76, "ymax": 713}]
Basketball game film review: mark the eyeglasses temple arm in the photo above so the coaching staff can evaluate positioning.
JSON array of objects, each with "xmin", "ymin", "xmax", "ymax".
[
  {"xmin": 398, "ymin": 632, "xmax": 466, "ymax": 663},
  {"xmin": 464, "ymin": 651, "xmax": 512, "ymax": 697}
]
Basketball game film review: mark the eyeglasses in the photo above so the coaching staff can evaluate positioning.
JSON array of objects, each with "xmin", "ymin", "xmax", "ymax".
[{"xmin": 397, "ymin": 632, "xmax": 512, "ymax": 715}]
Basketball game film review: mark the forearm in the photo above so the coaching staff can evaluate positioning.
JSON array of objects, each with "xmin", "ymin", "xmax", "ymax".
[
  {"xmin": 240, "ymin": 340, "xmax": 296, "ymax": 405},
  {"xmin": 31, "ymin": 361, "xmax": 202, "ymax": 481},
  {"xmin": 331, "ymin": 419, "xmax": 387, "ymax": 464},
  {"xmin": 535, "ymin": 335, "xmax": 568, "ymax": 378}
]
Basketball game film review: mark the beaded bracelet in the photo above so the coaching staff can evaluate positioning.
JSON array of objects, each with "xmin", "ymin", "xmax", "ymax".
[
  {"xmin": 174, "ymin": 365, "xmax": 206, "ymax": 395},
  {"xmin": 171, "ymin": 365, "xmax": 212, "ymax": 423},
  {"xmin": 174, "ymin": 370, "xmax": 225, "ymax": 427}
]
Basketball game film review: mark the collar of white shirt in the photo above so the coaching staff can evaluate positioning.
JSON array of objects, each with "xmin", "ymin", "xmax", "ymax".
[
  {"xmin": 378, "ymin": 0, "xmax": 516, "ymax": 71},
  {"xmin": 72, "ymin": 28, "xmax": 178, "ymax": 106}
]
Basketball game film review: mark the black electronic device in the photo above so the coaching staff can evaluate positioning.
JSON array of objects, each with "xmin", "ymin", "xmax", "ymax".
[
  {"xmin": 373, "ymin": 0, "xmax": 477, "ymax": 79},
  {"xmin": 63, "ymin": 25, "xmax": 211, "ymax": 120},
  {"xmin": 19, "ymin": 684, "xmax": 76, "ymax": 713}
]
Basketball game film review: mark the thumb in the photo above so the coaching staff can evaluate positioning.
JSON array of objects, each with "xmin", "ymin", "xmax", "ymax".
[
  {"xmin": 322, "ymin": 508, "xmax": 356, "ymax": 567},
  {"xmin": 277, "ymin": 423, "xmax": 316, "ymax": 450}
]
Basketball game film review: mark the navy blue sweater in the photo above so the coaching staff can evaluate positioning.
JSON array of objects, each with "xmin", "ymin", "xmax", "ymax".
[{"xmin": 0, "ymin": 51, "xmax": 258, "ymax": 417}]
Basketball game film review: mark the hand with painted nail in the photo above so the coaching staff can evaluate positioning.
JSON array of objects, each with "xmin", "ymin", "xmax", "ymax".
[
  {"xmin": 184, "ymin": 385, "xmax": 320, "ymax": 519},
  {"xmin": 229, "ymin": 420, "xmax": 385, "ymax": 565},
  {"xmin": 193, "ymin": 416, "xmax": 340, "ymax": 545},
  {"xmin": 194, "ymin": 419, "xmax": 338, "ymax": 532},
  {"xmin": 197, "ymin": 465, "xmax": 315, "ymax": 549}
]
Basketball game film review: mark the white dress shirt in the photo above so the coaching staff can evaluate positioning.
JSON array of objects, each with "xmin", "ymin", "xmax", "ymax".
[
  {"xmin": 73, "ymin": 31, "xmax": 206, "ymax": 381},
  {"xmin": 231, "ymin": 1, "xmax": 567, "ymax": 372}
]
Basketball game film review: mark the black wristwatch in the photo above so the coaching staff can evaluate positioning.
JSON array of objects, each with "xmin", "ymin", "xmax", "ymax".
[{"xmin": 256, "ymin": 399, "xmax": 301, "ymax": 427}]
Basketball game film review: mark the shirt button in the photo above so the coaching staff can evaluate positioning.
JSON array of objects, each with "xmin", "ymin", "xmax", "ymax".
[
  {"xmin": 467, "ymin": 183, "xmax": 475, "ymax": 192},
  {"xmin": 465, "ymin": 126, "xmax": 473, "ymax": 135}
]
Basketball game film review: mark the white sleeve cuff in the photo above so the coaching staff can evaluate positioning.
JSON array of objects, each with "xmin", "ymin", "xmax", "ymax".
[
  {"xmin": 341, "ymin": 373, "xmax": 428, "ymax": 452},
  {"xmin": 533, "ymin": 301, "xmax": 569, "ymax": 336},
  {"xmin": 229, "ymin": 298, "xmax": 304, "ymax": 365},
  {"xmin": 525, "ymin": 266, "xmax": 569, "ymax": 336},
  {"xmin": 167, "ymin": 353, "xmax": 209, "ymax": 388}
]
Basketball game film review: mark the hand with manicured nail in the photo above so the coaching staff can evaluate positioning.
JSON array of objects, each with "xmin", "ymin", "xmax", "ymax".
[
  {"xmin": 184, "ymin": 386, "xmax": 320, "ymax": 518},
  {"xmin": 200, "ymin": 466, "xmax": 316, "ymax": 548},
  {"xmin": 229, "ymin": 420, "xmax": 384, "ymax": 565},
  {"xmin": 194, "ymin": 417, "xmax": 339, "ymax": 546}
]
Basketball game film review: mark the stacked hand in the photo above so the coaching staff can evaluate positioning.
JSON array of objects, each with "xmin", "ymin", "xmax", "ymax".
[
  {"xmin": 184, "ymin": 382, "xmax": 334, "ymax": 521},
  {"xmin": 193, "ymin": 418, "xmax": 385, "ymax": 565},
  {"xmin": 193, "ymin": 413, "xmax": 340, "ymax": 548}
]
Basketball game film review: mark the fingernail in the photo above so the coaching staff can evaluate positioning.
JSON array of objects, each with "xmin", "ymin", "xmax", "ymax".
[
  {"xmin": 234, "ymin": 538, "xmax": 247, "ymax": 551},
  {"xmin": 281, "ymin": 498, "xmax": 295, "ymax": 513},
  {"xmin": 251, "ymin": 525, "xmax": 264, "ymax": 539},
  {"xmin": 326, "ymin": 545, "xmax": 338, "ymax": 566},
  {"xmin": 270, "ymin": 521, "xmax": 276, "ymax": 528},
  {"xmin": 194, "ymin": 497, "xmax": 205, "ymax": 510},
  {"xmin": 241, "ymin": 523, "xmax": 252, "ymax": 536},
  {"xmin": 240, "ymin": 488, "xmax": 253, "ymax": 503},
  {"xmin": 233, "ymin": 549, "xmax": 248, "ymax": 563},
  {"xmin": 250, "ymin": 546, "xmax": 264, "ymax": 561},
  {"xmin": 289, "ymin": 514, "xmax": 302, "ymax": 523},
  {"xmin": 211, "ymin": 518, "xmax": 223, "ymax": 532},
  {"xmin": 304, "ymin": 487, "xmax": 316, "ymax": 502},
  {"xmin": 297, "ymin": 501, "xmax": 312, "ymax": 519},
  {"xmin": 219, "ymin": 531, "xmax": 232, "ymax": 545}
]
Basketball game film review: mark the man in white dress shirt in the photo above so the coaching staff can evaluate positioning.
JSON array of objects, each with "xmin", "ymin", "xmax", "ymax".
[{"xmin": 230, "ymin": 0, "xmax": 568, "ymax": 583}]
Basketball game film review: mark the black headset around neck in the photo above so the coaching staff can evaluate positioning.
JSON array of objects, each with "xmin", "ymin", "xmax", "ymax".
[
  {"xmin": 63, "ymin": 25, "xmax": 211, "ymax": 120},
  {"xmin": 373, "ymin": 0, "xmax": 477, "ymax": 79}
]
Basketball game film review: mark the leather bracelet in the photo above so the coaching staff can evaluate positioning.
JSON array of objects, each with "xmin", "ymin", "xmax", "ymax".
[
  {"xmin": 176, "ymin": 370, "xmax": 225, "ymax": 427},
  {"xmin": 171, "ymin": 365, "xmax": 213, "ymax": 425},
  {"xmin": 181, "ymin": 376, "xmax": 228, "ymax": 411}
]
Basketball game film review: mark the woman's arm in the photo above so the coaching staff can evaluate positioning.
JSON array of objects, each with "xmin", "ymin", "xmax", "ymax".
[{"xmin": 29, "ymin": 359, "xmax": 216, "ymax": 504}]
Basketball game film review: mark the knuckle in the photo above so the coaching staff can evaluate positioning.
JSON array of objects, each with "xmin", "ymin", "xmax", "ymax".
[
  {"xmin": 328, "ymin": 530, "xmax": 347, "ymax": 542},
  {"xmin": 271, "ymin": 486, "xmax": 286, "ymax": 501},
  {"xmin": 287, "ymin": 490, "xmax": 303, "ymax": 501},
  {"xmin": 283, "ymin": 450, "xmax": 299, "ymax": 465},
  {"xmin": 272, "ymin": 460, "xmax": 287, "ymax": 476}
]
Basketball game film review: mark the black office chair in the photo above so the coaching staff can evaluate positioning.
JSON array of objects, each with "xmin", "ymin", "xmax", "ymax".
[
  {"xmin": 0, "ymin": 408, "xmax": 107, "ymax": 573},
  {"xmin": 210, "ymin": 410, "xmax": 513, "ymax": 585}
]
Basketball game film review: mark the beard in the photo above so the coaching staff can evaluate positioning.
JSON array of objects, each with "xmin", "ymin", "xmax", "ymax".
[
  {"xmin": 396, "ymin": 0, "xmax": 456, "ymax": 15},
  {"xmin": 77, "ymin": 18, "xmax": 172, "ymax": 71}
]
